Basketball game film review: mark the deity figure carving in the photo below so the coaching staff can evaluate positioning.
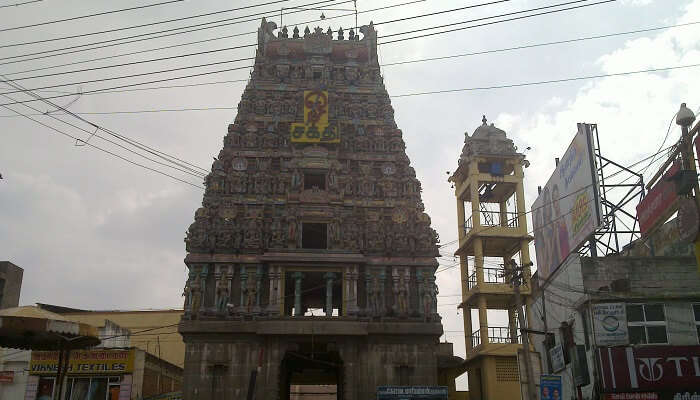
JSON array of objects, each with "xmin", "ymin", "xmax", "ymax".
[
  {"xmin": 269, "ymin": 218, "xmax": 286, "ymax": 248},
  {"xmin": 327, "ymin": 168, "xmax": 339, "ymax": 194},
  {"xmin": 291, "ymin": 169, "xmax": 302, "ymax": 190},
  {"xmin": 244, "ymin": 274, "xmax": 258, "ymax": 312},
  {"xmin": 286, "ymin": 209, "xmax": 299, "ymax": 248},
  {"xmin": 189, "ymin": 274, "xmax": 202, "ymax": 318},
  {"xmin": 216, "ymin": 274, "xmax": 230, "ymax": 313},
  {"xmin": 366, "ymin": 272, "xmax": 383, "ymax": 317},
  {"xmin": 244, "ymin": 217, "xmax": 262, "ymax": 249},
  {"xmin": 394, "ymin": 273, "xmax": 408, "ymax": 317}
]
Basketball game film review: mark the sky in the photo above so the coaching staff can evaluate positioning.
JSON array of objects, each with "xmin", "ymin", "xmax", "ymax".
[{"xmin": 1, "ymin": 0, "xmax": 700, "ymax": 391}]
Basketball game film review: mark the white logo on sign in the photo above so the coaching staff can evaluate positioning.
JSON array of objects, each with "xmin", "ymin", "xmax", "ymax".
[{"xmin": 638, "ymin": 358, "xmax": 664, "ymax": 382}]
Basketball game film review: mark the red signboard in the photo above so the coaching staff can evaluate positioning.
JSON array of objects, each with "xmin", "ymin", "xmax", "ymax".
[
  {"xmin": 0, "ymin": 370, "xmax": 14, "ymax": 383},
  {"xmin": 637, "ymin": 161, "xmax": 681, "ymax": 235},
  {"xmin": 604, "ymin": 394, "xmax": 658, "ymax": 400},
  {"xmin": 597, "ymin": 346, "xmax": 700, "ymax": 392}
]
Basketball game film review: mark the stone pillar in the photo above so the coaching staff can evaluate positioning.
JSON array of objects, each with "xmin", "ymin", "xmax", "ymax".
[
  {"xmin": 200, "ymin": 265, "xmax": 209, "ymax": 312},
  {"xmin": 377, "ymin": 269, "xmax": 386, "ymax": 316},
  {"xmin": 456, "ymin": 197, "xmax": 466, "ymax": 240},
  {"xmin": 500, "ymin": 201, "xmax": 508, "ymax": 227},
  {"xmin": 475, "ymin": 237, "xmax": 484, "ymax": 287},
  {"xmin": 478, "ymin": 295, "xmax": 489, "ymax": 346},
  {"xmin": 508, "ymin": 307, "xmax": 518, "ymax": 343},
  {"xmin": 464, "ymin": 305, "xmax": 473, "ymax": 353},
  {"xmin": 417, "ymin": 269, "xmax": 425, "ymax": 317},
  {"xmin": 255, "ymin": 264, "xmax": 263, "ymax": 309},
  {"xmin": 293, "ymin": 271, "xmax": 303, "ymax": 316},
  {"xmin": 267, "ymin": 266, "xmax": 281, "ymax": 315},
  {"xmin": 325, "ymin": 272, "xmax": 335, "ymax": 317},
  {"xmin": 345, "ymin": 266, "xmax": 359, "ymax": 315},
  {"xmin": 239, "ymin": 266, "xmax": 248, "ymax": 313}
]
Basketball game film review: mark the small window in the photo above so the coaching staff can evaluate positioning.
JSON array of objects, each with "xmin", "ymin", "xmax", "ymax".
[
  {"xmin": 313, "ymin": 71, "xmax": 322, "ymax": 80},
  {"xmin": 302, "ymin": 223, "xmax": 327, "ymax": 249},
  {"xmin": 304, "ymin": 172, "xmax": 326, "ymax": 190},
  {"xmin": 627, "ymin": 304, "xmax": 667, "ymax": 344}
]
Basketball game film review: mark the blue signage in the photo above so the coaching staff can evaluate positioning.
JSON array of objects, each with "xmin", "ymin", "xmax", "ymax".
[
  {"xmin": 540, "ymin": 375, "xmax": 562, "ymax": 400},
  {"xmin": 377, "ymin": 386, "xmax": 448, "ymax": 400}
]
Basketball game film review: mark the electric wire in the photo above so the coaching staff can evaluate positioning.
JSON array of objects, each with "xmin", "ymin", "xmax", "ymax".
[
  {"xmin": 0, "ymin": 0, "xmax": 308, "ymax": 48},
  {"xmin": 0, "ymin": 103, "xmax": 205, "ymax": 189},
  {"xmin": 1, "ymin": 76, "xmax": 210, "ymax": 181},
  {"xmin": 380, "ymin": 20, "xmax": 700, "ymax": 67},
  {"xmin": 379, "ymin": 0, "xmax": 616, "ymax": 44},
  {"xmin": 0, "ymin": 0, "xmax": 423, "ymax": 76},
  {"xmin": 0, "ymin": 0, "xmax": 353, "ymax": 63},
  {"xmin": 0, "ymin": 58, "xmax": 255, "ymax": 95},
  {"xmin": 9, "ymin": 17, "xmax": 694, "ymax": 99},
  {"xmin": 0, "ymin": 0, "xmax": 186, "ymax": 33},
  {"xmin": 391, "ymin": 62, "xmax": 700, "ymax": 98},
  {"xmin": 0, "ymin": 0, "xmax": 42, "ymax": 8}
]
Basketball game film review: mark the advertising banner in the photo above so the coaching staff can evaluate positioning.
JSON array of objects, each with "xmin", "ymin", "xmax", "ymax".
[
  {"xmin": 540, "ymin": 375, "xmax": 562, "ymax": 400},
  {"xmin": 597, "ymin": 346, "xmax": 700, "ymax": 391},
  {"xmin": 290, "ymin": 90, "xmax": 340, "ymax": 143},
  {"xmin": 29, "ymin": 349, "xmax": 135, "ymax": 375},
  {"xmin": 532, "ymin": 123, "xmax": 602, "ymax": 281},
  {"xmin": 593, "ymin": 303, "xmax": 629, "ymax": 346},
  {"xmin": 376, "ymin": 386, "xmax": 448, "ymax": 400},
  {"xmin": 636, "ymin": 160, "xmax": 680, "ymax": 235}
]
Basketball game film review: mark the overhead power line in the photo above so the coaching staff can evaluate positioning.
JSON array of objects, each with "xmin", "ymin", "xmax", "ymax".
[
  {"xmin": 0, "ymin": 0, "xmax": 186, "ymax": 32},
  {"xmin": 0, "ymin": 0, "xmax": 351, "ymax": 63},
  {"xmin": 0, "ymin": 0, "xmax": 621, "ymax": 97},
  {"xmin": 0, "ymin": 0, "xmax": 341, "ymax": 49},
  {"xmin": 0, "ymin": 103, "xmax": 205, "ymax": 189},
  {"xmin": 2, "ymin": 0, "xmax": 424, "ymax": 75},
  {"xmin": 1, "ymin": 75, "xmax": 210, "ymax": 178},
  {"xmin": 379, "ymin": 0, "xmax": 617, "ymax": 44},
  {"xmin": 391, "ymin": 63, "xmax": 700, "ymax": 98},
  {"xmin": 0, "ymin": 59, "xmax": 255, "ymax": 95},
  {"xmin": 0, "ymin": 0, "xmax": 42, "ymax": 8},
  {"xmin": 2, "ymin": 60, "xmax": 698, "ymax": 109},
  {"xmin": 380, "ymin": 20, "xmax": 700, "ymax": 67}
]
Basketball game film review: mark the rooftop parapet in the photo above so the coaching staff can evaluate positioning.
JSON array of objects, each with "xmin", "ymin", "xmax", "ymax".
[{"xmin": 257, "ymin": 18, "xmax": 378, "ymax": 65}]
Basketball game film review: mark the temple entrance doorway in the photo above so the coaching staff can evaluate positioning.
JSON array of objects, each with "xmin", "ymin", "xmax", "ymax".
[{"xmin": 279, "ymin": 344, "xmax": 343, "ymax": 400}]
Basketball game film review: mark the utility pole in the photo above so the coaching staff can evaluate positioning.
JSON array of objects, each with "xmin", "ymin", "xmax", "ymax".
[
  {"xmin": 676, "ymin": 103, "xmax": 700, "ymax": 270},
  {"xmin": 505, "ymin": 259, "xmax": 537, "ymax": 400}
]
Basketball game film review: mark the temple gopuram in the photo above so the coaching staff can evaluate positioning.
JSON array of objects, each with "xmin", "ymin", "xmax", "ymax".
[{"xmin": 179, "ymin": 19, "xmax": 459, "ymax": 400}]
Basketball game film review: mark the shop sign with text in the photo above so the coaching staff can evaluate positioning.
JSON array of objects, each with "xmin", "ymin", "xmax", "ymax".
[
  {"xmin": 597, "ymin": 346, "xmax": 700, "ymax": 391},
  {"xmin": 593, "ymin": 303, "xmax": 629, "ymax": 346},
  {"xmin": 636, "ymin": 161, "xmax": 680, "ymax": 235},
  {"xmin": 29, "ymin": 349, "xmax": 134, "ymax": 375}
]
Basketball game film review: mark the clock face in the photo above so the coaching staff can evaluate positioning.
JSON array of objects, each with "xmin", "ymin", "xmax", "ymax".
[{"xmin": 382, "ymin": 163, "xmax": 395, "ymax": 175}]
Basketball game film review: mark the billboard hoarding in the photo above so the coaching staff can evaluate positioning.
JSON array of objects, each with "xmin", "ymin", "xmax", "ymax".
[{"xmin": 532, "ymin": 123, "xmax": 602, "ymax": 281}]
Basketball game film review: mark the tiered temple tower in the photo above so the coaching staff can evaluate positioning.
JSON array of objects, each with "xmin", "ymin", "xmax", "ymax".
[
  {"xmin": 448, "ymin": 117, "xmax": 534, "ymax": 399},
  {"xmin": 179, "ymin": 19, "xmax": 454, "ymax": 400}
]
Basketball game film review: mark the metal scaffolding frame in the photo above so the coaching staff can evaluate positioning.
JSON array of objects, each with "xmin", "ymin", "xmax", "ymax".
[{"xmin": 579, "ymin": 124, "xmax": 646, "ymax": 257}]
